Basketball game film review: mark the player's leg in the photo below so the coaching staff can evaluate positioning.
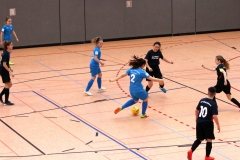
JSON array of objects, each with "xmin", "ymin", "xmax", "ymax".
[
  {"xmin": 145, "ymin": 68, "xmax": 154, "ymax": 92},
  {"xmin": 224, "ymin": 81, "xmax": 240, "ymax": 107},
  {"xmin": 155, "ymin": 67, "xmax": 166, "ymax": 93},
  {"xmin": 97, "ymin": 68, "xmax": 106, "ymax": 91},
  {"xmin": 137, "ymin": 90, "xmax": 149, "ymax": 118},
  {"xmin": 188, "ymin": 123, "xmax": 203, "ymax": 160},
  {"xmin": 4, "ymin": 81, "xmax": 13, "ymax": 105},
  {"xmin": 204, "ymin": 121, "xmax": 215, "ymax": 160},
  {"xmin": 85, "ymin": 67, "xmax": 98, "ymax": 95},
  {"xmin": 205, "ymin": 139, "xmax": 214, "ymax": 160},
  {"xmin": 114, "ymin": 93, "xmax": 138, "ymax": 114},
  {"xmin": 213, "ymin": 84, "xmax": 223, "ymax": 104}
]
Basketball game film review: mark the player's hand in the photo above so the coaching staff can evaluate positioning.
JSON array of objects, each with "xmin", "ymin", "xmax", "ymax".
[
  {"xmin": 10, "ymin": 68, "xmax": 13, "ymax": 72},
  {"xmin": 16, "ymin": 38, "xmax": 19, "ymax": 43},
  {"xmin": 170, "ymin": 61, "xmax": 173, "ymax": 64},
  {"xmin": 202, "ymin": 65, "xmax": 205, "ymax": 68},
  {"xmin": 10, "ymin": 72, "xmax": 14, "ymax": 77},
  {"xmin": 217, "ymin": 126, "xmax": 220, "ymax": 133},
  {"xmin": 100, "ymin": 62, "xmax": 104, "ymax": 66},
  {"xmin": 149, "ymin": 68, "xmax": 153, "ymax": 72},
  {"xmin": 224, "ymin": 81, "xmax": 227, "ymax": 86}
]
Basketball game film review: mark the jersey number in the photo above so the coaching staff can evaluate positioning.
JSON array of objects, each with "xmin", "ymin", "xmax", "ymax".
[
  {"xmin": 130, "ymin": 74, "xmax": 135, "ymax": 83},
  {"xmin": 199, "ymin": 106, "xmax": 208, "ymax": 118}
]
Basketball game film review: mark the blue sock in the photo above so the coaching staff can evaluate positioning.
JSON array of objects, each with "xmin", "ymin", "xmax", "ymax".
[
  {"xmin": 142, "ymin": 101, "xmax": 148, "ymax": 115},
  {"xmin": 86, "ymin": 79, "xmax": 94, "ymax": 91},
  {"xmin": 122, "ymin": 99, "xmax": 135, "ymax": 110},
  {"xmin": 97, "ymin": 77, "xmax": 102, "ymax": 89}
]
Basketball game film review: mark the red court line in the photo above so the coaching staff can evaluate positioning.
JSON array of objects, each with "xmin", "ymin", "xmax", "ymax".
[{"xmin": 0, "ymin": 139, "xmax": 19, "ymax": 157}]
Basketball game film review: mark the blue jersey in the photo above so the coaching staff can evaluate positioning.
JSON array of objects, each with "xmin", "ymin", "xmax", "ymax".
[
  {"xmin": 196, "ymin": 98, "xmax": 218, "ymax": 123},
  {"xmin": 90, "ymin": 47, "xmax": 101, "ymax": 67},
  {"xmin": 126, "ymin": 68, "xmax": 150, "ymax": 92},
  {"xmin": 1, "ymin": 24, "xmax": 14, "ymax": 41}
]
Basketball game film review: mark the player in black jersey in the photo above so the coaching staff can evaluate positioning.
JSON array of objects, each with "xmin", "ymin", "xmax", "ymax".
[
  {"xmin": 145, "ymin": 41, "xmax": 173, "ymax": 93},
  {"xmin": 187, "ymin": 87, "xmax": 220, "ymax": 160},
  {"xmin": 0, "ymin": 41, "xmax": 14, "ymax": 105},
  {"xmin": 202, "ymin": 55, "xmax": 240, "ymax": 107}
]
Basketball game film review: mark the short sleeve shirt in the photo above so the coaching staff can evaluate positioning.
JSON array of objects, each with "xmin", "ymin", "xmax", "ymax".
[
  {"xmin": 145, "ymin": 49, "xmax": 163, "ymax": 66},
  {"xmin": 1, "ymin": 24, "xmax": 13, "ymax": 41},
  {"xmin": 126, "ymin": 68, "xmax": 150, "ymax": 92},
  {"xmin": 196, "ymin": 98, "xmax": 218, "ymax": 123},
  {"xmin": 90, "ymin": 46, "xmax": 101, "ymax": 67}
]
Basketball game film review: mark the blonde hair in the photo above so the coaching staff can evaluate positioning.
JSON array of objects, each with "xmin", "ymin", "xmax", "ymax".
[{"xmin": 91, "ymin": 36, "xmax": 102, "ymax": 45}]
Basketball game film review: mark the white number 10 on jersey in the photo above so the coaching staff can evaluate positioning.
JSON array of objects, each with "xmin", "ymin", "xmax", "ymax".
[{"xmin": 199, "ymin": 106, "xmax": 208, "ymax": 118}]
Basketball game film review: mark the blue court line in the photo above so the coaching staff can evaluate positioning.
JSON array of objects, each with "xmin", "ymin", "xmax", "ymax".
[
  {"xmin": 148, "ymin": 118, "xmax": 231, "ymax": 160},
  {"xmin": 34, "ymin": 60, "xmax": 230, "ymax": 159},
  {"xmin": 32, "ymin": 90, "xmax": 147, "ymax": 160}
]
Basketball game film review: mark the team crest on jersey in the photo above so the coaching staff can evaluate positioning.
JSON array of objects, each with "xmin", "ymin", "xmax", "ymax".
[{"xmin": 94, "ymin": 51, "xmax": 98, "ymax": 55}]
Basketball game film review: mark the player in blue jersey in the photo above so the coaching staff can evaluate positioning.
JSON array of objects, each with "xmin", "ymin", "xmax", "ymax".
[
  {"xmin": 187, "ymin": 87, "xmax": 220, "ymax": 160},
  {"xmin": 202, "ymin": 55, "xmax": 240, "ymax": 107},
  {"xmin": 0, "ymin": 17, "xmax": 19, "ymax": 65},
  {"xmin": 84, "ymin": 37, "xmax": 105, "ymax": 96},
  {"xmin": 0, "ymin": 41, "xmax": 14, "ymax": 105},
  {"xmin": 109, "ymin": 55, "xmax": 164, "ymax": 118}
]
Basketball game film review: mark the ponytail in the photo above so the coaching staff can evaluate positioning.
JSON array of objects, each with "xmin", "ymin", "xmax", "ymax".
[
  {"xmin": 91, "ymin": 36, "xmax": 102, "ymax": 45},
  {"xmin": 216, "ymin": 55, "xmax": 230, "ymax": 70},
  {"xmin": 129, "ymin": 55, "xmax": 146, "ymax": 69}
]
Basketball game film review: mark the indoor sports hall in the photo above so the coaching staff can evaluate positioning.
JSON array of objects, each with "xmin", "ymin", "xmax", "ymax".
[{"xmin": 0, "ymin": 1, "xmax": 240, "ymax": 160}]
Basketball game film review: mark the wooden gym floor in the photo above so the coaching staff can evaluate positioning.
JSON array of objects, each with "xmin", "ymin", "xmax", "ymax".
[{"xmin": 0, "ymin": 31, "xmax": 240, "ymax": 160}]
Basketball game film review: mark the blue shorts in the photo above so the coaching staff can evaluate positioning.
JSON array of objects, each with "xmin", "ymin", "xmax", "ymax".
[
  {"xmin": 90, "ymin": 66, "xmax": 101, "ymax": 77},
  {"xmin": 130, "ymin": 90, "xmax": 148, "ymax": 101}
]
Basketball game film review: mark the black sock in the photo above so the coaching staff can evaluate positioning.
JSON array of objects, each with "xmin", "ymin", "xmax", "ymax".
[
  {"xmin": 206, "ymin": 142, "xmax": 212, "ymax": 157},
  {"xmin": 146, "ymin": 85, "xmax": 151, "ymax": 92},
  {"xmin": 159, "ymin": 84, "xmax": 164, "ymax": 88},
  {"xmin": 5, "ymin": 88, "xmax": 9, "ymax": 103},
  {"xmin": 0, "ymin": 88, "xmax": 5, "ymax": 97},
  {"xmin": 231, "ymin": 98, "xmax": 240, "ymax": 107},
  {"xmin": 191, "ymin": 140, "xmax": 201, "ymax": 152}
]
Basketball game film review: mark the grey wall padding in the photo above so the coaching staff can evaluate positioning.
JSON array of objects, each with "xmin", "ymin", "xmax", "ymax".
[
  {"xmin": 196, "ymin": 0, "xmax": 240, "ymax": 32},
  {"xmin": 60, "ymin": 0, "xmax": 85, "ymax": 43},
  {"xmin": 172, "ymin": 0, "xmax": 195, "ymax": 34}
]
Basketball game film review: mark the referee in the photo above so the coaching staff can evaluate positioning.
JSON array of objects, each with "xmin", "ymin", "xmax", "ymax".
[
  {"xmin": 187, "ymin": 87, "xmax": 220, "ymax": 160},
  {"xmin": 145, "ymin": 41, "xmax": 173, "ymax": 93},
  {"xmin": 0, "ymin": 41, "xmax": 14, "ymax": 105}
]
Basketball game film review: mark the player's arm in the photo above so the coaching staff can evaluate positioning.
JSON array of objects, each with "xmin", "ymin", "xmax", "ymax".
[
  {"xmin": 93, "ymin": 55, "xmax": 104, "ymax": 66},
  {"xmin": 3, "ymin": 62, "xmax": 13, "ymax": 77},
  {"xmin": 220, "ymin": 69, "xmax": 227, "ymax": 85},
  {"xmin": 145, "ymin": 59, "xmax": 151, "ymax": 69},
  {"xmin": 213, "ymin": 115, "xmax": 220, "ymax": 133},
  {"xmin": 162, "ymin": 57, "xmax": 173, "ymax": 64},
  {"xmin": 195, "ymin": 109, "xmax": 199, "ymax": 122},
  {"xmin": 147, "ymin": 76, "xmax": 164, "ymax": 84},
  {"xmin": 109, "ymin": 73, "xmax": 128, "ymax": 82},
  {"xmin": 202, "ymin": 65, "xmax": 215, "ymax": 71},
  {"xmin": 12, "ymin": 30, "xmax": 19, "ymax": 42},
  {"xmin": 0, "ymin": 31, "xmax": 3, "ymax": 45}
]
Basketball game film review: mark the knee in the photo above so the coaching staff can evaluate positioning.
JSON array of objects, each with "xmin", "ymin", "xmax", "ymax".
[
  {"xmin": 91, "ymin": 76, "xmax": 96, "ymax": 80},
  {"xmin": 143, "ymin": 98, "xmax": 148, "ymax": 102}
]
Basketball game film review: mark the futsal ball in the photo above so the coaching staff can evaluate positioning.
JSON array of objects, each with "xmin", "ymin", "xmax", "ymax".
[{"xmin": 131, "ymin": 106, "xmax": 139, "ymax": 115}]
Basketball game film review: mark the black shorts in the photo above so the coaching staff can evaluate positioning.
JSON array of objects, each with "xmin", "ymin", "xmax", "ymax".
[
  {"xmin": 196, "ymin": 121, "xmax": 215, "ymax": 140},
  {"xmin": 146, "ymin": 65, "xmax": 162, "ymax": 81},
  {"xmin": 0, "ymin": 68, "xmax": 11, "ymax": 83},
  {"xmin": 214, "ymin": 80, "xmax": 231, "ymax": 94}
]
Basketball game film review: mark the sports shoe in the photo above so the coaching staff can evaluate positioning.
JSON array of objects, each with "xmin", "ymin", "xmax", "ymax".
[
  {"xmin": 140, "ymin": 114, "xmax": 149, "ymax": 118},
  {"xmin": 9, "ymin": 61, "xmax": 14, "ymax": 65},
  {"xmin": 114, "ymin": 107, "xmax": 122, "ymax": 114},
  {"xmin": 84, "ymin": 91, "xmax": 93, "ymax": 96},
  {"xmin": 160, "ymin": 87, "xmax": 167, "ymax": 93},
  {"xmin": 4, "ymin": 101, "xmax": 14, "ymax": 106},
  {"xmin": 98, "ymin": 87, "xmax": 106, "ymax": 91},
  {"xmin": 205, "ymin": 156, "xmax": 215, "ymax": 160},
  {"xmin": 187, "ymin": 149, "xmax": 192, "ymax": 160}
]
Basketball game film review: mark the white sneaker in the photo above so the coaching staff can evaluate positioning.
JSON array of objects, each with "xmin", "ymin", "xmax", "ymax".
[
  {"xmin": 84, "ymin": 91, "xmax": 93, "ymax": 96},
  {"xmin": 98, "ymin": 87, "xmax": 106, "ymax": 91}
]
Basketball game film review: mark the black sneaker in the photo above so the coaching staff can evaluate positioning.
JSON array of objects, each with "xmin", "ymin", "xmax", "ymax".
[{"xmin": 4, "ymin": 101, "xmax": 14, "ymax": 106}]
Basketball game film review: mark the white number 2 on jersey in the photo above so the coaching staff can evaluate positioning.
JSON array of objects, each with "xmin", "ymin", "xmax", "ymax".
[
  {"xmin": 199, "ymin": 106, "xmax": 208, "ymax": 118},
  {"xmin": 130, "ymin": 74, "xmax": 135, "ymax": 83}
]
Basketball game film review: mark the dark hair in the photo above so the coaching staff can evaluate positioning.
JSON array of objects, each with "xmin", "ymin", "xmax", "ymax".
[
  {"xmin": 91, "ymin": 36, "xmax": 102, "ymax": 44},
  {"xmin": 216, "ymin": 55, "xmax": 229, "ymax": 70},
  {"xmin": 129, "ymin": 55, "xmax": 146, "ymax": 69},
  {"xmin": 153, "ymin": 41, "xmax": 161, "ymax": 46},
  {"xmin": 208, "ymin": 87, "xmax": 216, "ymax": 97},
  {"xmin": 6, "ymin": 16, "xmax": 11, "ymax": 22},
  {"xmin": 3, "ymin": 41, "xmax": 12, "ymax": 51}
]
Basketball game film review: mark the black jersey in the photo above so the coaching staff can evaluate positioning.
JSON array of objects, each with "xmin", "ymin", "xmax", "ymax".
[
  {"xmin": 145, "ymin": 49, "xmax": 163, "ymax": 66},
  {"xmin": 196, "ymin": 98, "xmax": 218, "ymax": 123},
  {"xmin": 216, "ymin": 64, "xmax": 226, "ymax": 83},
  {"xmin": 1, "ymin": 50, "xmax": 10, "ymax": 69}
]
